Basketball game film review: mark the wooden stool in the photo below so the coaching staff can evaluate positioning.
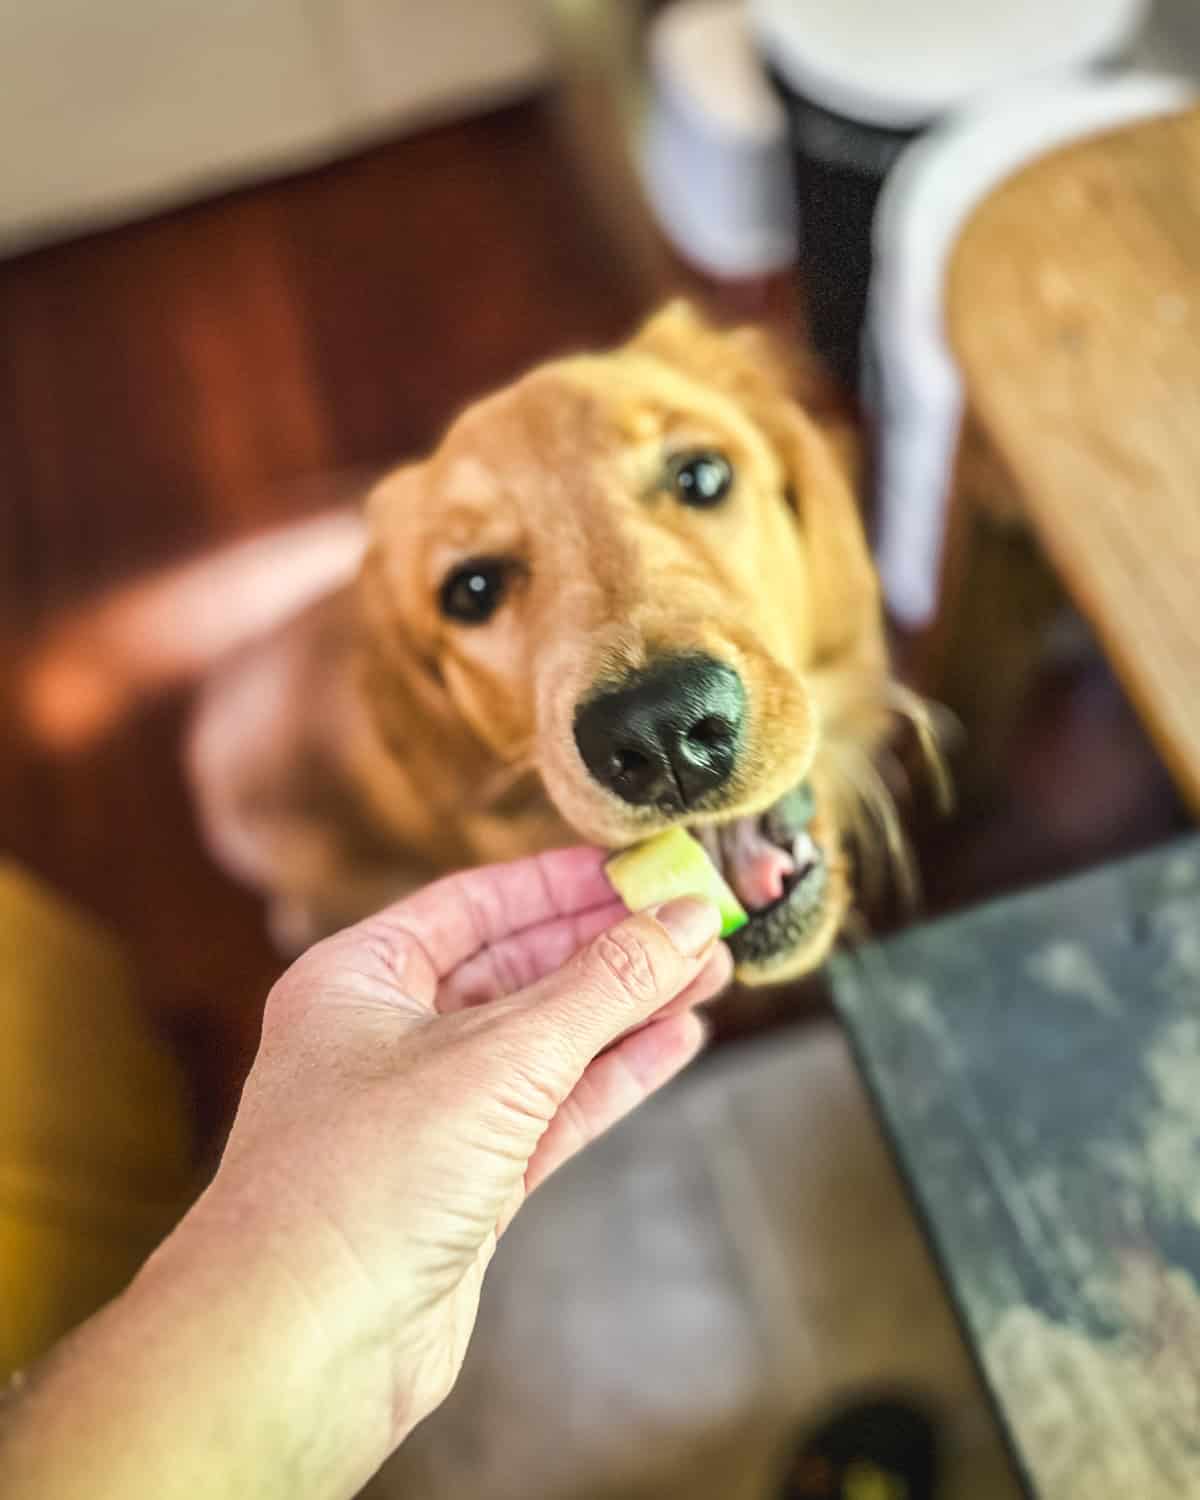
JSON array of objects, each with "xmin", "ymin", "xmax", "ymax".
[{"xmin": 916, "ymin": 108, "xmax": 1200, "ymax": 810}]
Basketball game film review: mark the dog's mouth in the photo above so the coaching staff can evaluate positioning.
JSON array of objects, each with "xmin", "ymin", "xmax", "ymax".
[{"xmin": 690, "ymin": 781, "xmax": 828, "ymax": 967}]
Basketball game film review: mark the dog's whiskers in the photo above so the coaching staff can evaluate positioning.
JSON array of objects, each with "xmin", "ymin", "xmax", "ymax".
[
  {"xmin": 876, "ymin": 743, "xmax": 914, "ymax": 804},
  {"xmin": 816, "ymin": 671, "xmax": 958, "ymax": 932},
  {"xmin": 886, "ymin": 681, "xmax": 958, "ymax": 815},
  {"xmin": 828, "ymin": 737, "xmax": 920, "ymax": 913}
]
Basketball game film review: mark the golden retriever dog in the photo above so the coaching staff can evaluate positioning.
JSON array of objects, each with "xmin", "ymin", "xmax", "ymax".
[
  {"xmin": 22, "ymin": 302, "xmax": 940, "ymax": 985},
  {"xmin": 182, "ymin": 301, "xmax": 943, "ymax": 985}
]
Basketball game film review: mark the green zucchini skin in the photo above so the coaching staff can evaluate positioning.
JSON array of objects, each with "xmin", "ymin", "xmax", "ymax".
[{"xmin": 605, "ymin": 828, "xmax": 749, "ymax": 938}]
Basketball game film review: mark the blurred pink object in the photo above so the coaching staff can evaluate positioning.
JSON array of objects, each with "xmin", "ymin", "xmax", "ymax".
[{"xmin": 18, "ymin": 506, "xmax": 365, "ymax": 750}]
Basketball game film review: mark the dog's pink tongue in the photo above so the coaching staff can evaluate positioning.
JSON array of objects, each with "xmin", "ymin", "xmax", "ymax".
[{"xmin": 718, "ymin": 818, "xmax": 795, "ymax": 911}]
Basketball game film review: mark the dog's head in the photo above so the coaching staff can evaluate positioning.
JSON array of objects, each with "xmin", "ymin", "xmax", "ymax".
[{"xmin": 360, "ymin": 302, "xmax": 905, "ymax": 984}]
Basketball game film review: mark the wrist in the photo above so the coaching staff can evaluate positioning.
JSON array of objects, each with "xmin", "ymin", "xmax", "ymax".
[
  {"xmin": 150, "ymin": 1175, "xmax": 403, "ymax": 1484},
  {"xmin": 1, "ymin": 1178, "xmax": 399, "ymax": 1500}
]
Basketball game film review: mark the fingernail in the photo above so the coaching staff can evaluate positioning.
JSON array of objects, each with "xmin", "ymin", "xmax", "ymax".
[{"xmin": 650, "ymin": 897, "xmax": 721, "ymax": 956}]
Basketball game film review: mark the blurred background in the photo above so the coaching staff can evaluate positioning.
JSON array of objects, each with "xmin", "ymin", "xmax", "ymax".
[{"xmin": 3, "ymin": 3, "xmax": 1199, "ymax": 1496}]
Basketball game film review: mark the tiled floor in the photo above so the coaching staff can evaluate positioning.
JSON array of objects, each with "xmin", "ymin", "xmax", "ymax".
[{"xmin": 365, "ymin": 1024, "xmax": 1023, "ymax": 1500}]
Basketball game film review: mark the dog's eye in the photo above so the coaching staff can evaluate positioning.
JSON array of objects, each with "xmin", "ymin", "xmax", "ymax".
[
  {"xmin": 667, "ymin": 450, "xmax": 734, "ymax": 508},
  {"xmin": 439, "ymin": 558, "xmax": 515, "ymax": 624}
]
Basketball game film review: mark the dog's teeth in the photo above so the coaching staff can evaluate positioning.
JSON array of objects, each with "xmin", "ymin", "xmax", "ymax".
[{"xmin": 792, "ymin": 832, "xmax": 818, "ymax": 869}]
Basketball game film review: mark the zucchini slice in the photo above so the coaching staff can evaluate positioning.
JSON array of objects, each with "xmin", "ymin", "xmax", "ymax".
[{"xmin": 606, "ymin": 827, "xmax": 748, "ymax": 938}]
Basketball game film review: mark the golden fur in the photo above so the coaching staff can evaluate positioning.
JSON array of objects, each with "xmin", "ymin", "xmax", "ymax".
[{"xmin": 179, "ymin": 302, "xmax": 927, "ymax": 983}]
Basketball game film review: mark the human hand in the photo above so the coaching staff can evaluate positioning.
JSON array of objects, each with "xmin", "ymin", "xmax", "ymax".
[
  {"xmin": 1, "ymin": 847, "xmax": 731, "ymax": 1500},
  {"xmin": 207, "ymin": 847, "xmax": 730, "ymax": 1473}
]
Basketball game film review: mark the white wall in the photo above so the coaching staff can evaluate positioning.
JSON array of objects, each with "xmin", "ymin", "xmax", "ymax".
[{"xmin": 0, "ymin": 0, "xmax": 550, "ymax": 256}]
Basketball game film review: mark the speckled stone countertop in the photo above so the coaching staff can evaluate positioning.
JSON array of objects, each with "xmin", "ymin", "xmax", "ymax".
[{"xmin": 834, "ymin": 835, "xmax": 1200, "ymax": 1500}]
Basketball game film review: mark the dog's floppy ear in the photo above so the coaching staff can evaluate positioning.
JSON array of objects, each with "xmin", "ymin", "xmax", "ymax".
[
  {"xmin": 774, "ymin": 399, "xmax": 886, "ymax": 677},
  {"xmin": 629, "ymin": 301, "xmax": 885, "ymax": 676},
  {"xmin": 356, "ymin": 464, "xmax": 458, "ymax": 753}
]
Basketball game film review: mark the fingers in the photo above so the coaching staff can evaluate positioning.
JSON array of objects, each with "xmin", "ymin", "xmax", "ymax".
[
  {"xmin": 521, "ymin": 1011, "xmax": 707, "ymax": 1199},
  {"xmin": 504, "ymin": 897, "xmax": 723, "ymax": 1077},
  {"xmin": 441, "ymin": 905, "xmax": 732, "ymax": 1019},
  {"xmin": 341, "ymin": 847, "xmax": 614, "ymax": 1001},
  {"xmin": 437, "ymin": 900, "xmax": 626, "ymax": 1012},
  {"xmin": 623, "ymin": 940, "xmax": 734, "ymax": 1026}
]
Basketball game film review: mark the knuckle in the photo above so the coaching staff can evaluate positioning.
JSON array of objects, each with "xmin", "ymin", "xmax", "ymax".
[
  {"xmin": 345, "ymin": 919, "xmax": 436, "ymax": 998},
  {"xmin": 359, "ymin": 922, "xmax": 424, "ymax": 981},
  {"xmin": 589, "ymin": 924, "xmax": 662, "ymax": 1007}
]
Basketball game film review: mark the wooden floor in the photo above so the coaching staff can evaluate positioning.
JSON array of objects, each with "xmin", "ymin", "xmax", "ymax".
[{"xmin": 1, "ymin": 91, "xmax": 1188, "ymax": 1149}]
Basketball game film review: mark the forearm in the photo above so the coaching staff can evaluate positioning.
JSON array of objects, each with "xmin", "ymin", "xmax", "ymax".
[
  {"xmin": 0, "ymin": 1185, "xmax": 395, "ymax": 1500},
  {"xmin": 0, "ymin": 858, "xmax": 718, "ymax": 1498}
]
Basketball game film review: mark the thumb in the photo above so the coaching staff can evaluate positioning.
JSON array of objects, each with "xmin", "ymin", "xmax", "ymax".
[{"xmin": 503, "ymin": 896, "xmax": 722, "ymax": 1077}]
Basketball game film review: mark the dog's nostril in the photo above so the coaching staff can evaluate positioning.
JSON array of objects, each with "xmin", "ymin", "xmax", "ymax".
[
  {"xmin": 687, "ymin": 714, "xmax": 734, "ymax": 749},
  {"xmin": 611, "ymin": 746, "xmax": 651, "ymax": 779}
]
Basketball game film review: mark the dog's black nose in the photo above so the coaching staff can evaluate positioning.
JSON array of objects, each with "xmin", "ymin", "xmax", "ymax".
[{"xmin": 573, "ymin": 655, "xmax": 744, "ymax": 810}]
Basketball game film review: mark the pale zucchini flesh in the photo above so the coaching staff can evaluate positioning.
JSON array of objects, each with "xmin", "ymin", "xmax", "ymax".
[{"xmin": 605, "ymin": 827, "xmax": 748, "ymax": 938}]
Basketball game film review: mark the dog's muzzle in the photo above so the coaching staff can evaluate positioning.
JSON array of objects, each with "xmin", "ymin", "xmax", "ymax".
[{"xmin": 574, "ymin": 657, "xmax": 830, "ymax": 967}]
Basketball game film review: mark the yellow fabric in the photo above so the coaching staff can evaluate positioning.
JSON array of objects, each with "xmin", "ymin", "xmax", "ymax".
[{"xmin": 0, "ymin": 861, "xmax": 194, "ymax": 1376}]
